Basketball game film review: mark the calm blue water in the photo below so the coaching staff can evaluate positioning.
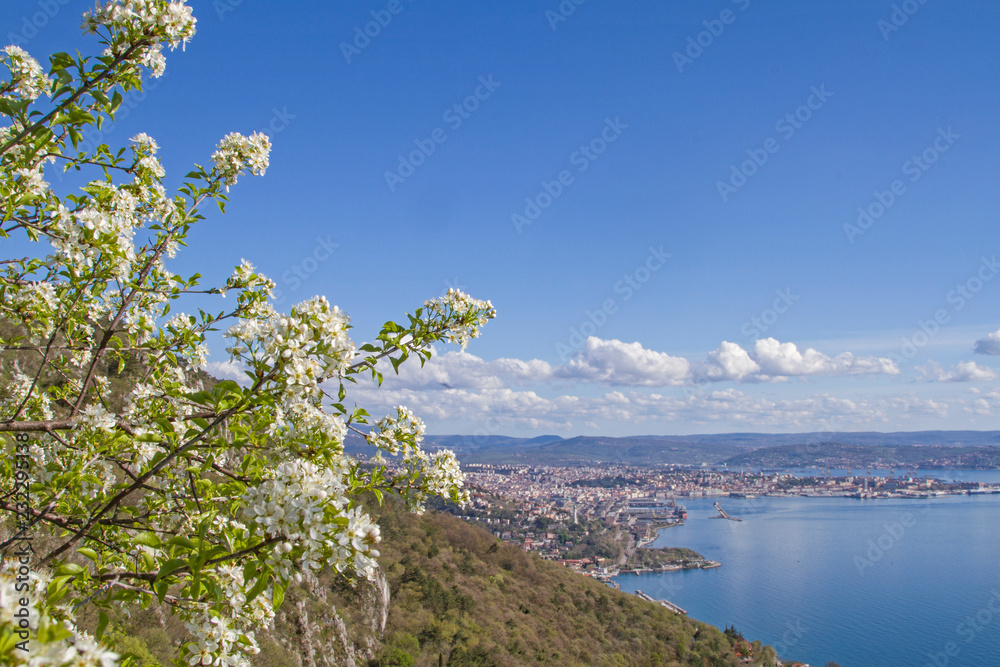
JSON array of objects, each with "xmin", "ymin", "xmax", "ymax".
[{"xmin": 614, "ymin": 491, "xmax": 1000, "ymax": 667}]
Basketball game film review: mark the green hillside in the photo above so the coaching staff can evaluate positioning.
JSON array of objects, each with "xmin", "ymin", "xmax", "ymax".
[{"xmin": 96, "ymin": 497, "xmax": 778, "ymax": 666}]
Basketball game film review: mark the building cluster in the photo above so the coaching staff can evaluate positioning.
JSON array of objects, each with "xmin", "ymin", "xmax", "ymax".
[
  {"xmin": 448, "ymin": 464, "xmax": 998, "ymax": 580},
  {"xmin": 461, "ymin": 463, "xmax": 999, "ymax": 509}
]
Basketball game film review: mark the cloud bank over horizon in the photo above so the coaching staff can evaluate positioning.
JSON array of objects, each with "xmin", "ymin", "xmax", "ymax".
[{"xmin": 206, "ymin": 333, "xmax": 1000, "ymax": 435}]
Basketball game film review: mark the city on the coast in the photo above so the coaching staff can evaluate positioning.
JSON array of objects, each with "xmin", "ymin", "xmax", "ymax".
[{"xmin": 439, "ymin": 463, "xmax": 1000, "ymax": 585}]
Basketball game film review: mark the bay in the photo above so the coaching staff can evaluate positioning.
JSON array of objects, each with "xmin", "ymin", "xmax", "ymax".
[{"xmin": 614, "ymin": 491, "xmax": 1000, "ymax": 667}]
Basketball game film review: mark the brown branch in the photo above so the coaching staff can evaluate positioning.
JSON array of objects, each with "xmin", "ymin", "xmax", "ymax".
[
  {"xmin": 0, "ymin": 41, "xmax": 148, "ymax": 156},
  {"xmin": 40, "ymin": 375, "xmax": 266, "ymax": 565},
  {"xmin": 0, "ymin": 410, "xmax": 221, "ymax": 433},
  {"xmin": 95, "ymin": 535, "xmax": 283, "ymax": 584}
]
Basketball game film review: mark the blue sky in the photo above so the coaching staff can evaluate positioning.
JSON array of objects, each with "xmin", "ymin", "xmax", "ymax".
[{"xmin": 7, "ymin": 0, "xmax": 1000, "ymax": 436}]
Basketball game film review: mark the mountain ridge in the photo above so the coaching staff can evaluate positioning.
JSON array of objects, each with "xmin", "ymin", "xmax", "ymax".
[{"xmin": 345, "ymin": 430, "xmax": 1000, "ymax": 467}]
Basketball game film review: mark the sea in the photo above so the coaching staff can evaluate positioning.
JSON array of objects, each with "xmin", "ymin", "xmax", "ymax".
[{"xmin": 613, "ymin": 470, "xmax": 1000, "ymax": 667}]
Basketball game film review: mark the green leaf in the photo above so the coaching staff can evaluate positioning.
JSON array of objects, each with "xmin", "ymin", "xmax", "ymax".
[
  {"xmin": 245, "ymin": 571, "xmax": 270, "ymax": 604},
  {"xmin": 214, "ymin": 380, "xmax": 242, "ymax": 394},
  {"xmin": 133, "ymin": 532, "xmax": 162, "ymax": 549},
  {"xmin": 155, "ymin": 558, "xmax": 188, "ymax": 580},
  {"xmin": 272, "ymin": 580, "xmax": 286, "ymax": 609},
  {"xmin": 47, "ymin": 575, "xmax": 74, "ymax": 604},
  {"xmin": 155, "ymin": 580, "xmax": 169, "ymax": 604},
  {"xmin": 76, "ymin": 548, "xmax": 99, "ymax": 562},
  {"xmin": 166, "ymin": 536, "xmax": 197, "ymax": 550},
  {"xmin": 55, "ymin": 563, "xmax": 84, "ymax": 575},
  {"xmin": 183, "ymin": 390, "xmax": 212, "ymax": 404},
  {"xmin": 49, "ymin": 52, "xmax": 74, "ymax": 69},
  {"xmin": 96, "ymin": 611, "xmax": 109, "ymax": 640}
]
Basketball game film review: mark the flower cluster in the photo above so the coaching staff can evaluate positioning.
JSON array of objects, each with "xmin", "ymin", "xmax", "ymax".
[
  {"xmin": 282, "ymin": 397, "xmax": 348, "ymax": 446},
  {"xmin": 332, "ymin": 507, "xmax": 382, "ymax": 580},
  {"xmin": 182, "ymin": 614, "xmax": 251, "ymax": 667},
  {"xmin": 0, "ymin": 370, "xmax": 53, "ymax": 421},
  {"xmin": 130, "ymin": 131, "xmax": 159, "ymax": 154},
  {"xmin": 423, "ymin": 288, "xmax": 496, "ymax": 349},
  {"xmin": 2, "ymin": 280, "xmax": 59, "ymax": 341},
  {"xmin": 367, "ymin": 405, "xmax": 426, "ymax": 456},
  {"xmin": 423, "ymin": 449, "xmax": 468, "ymax": 498},
  {"xmin": 226, "ymin": 295, "xmax": 356, "ymax": 405},
  {"xmin": 0, "ymin": 561, "xmax": 119, "ymax": 667},
  {"xmin": 241, "ymin": 457, "xmax": 382, "ymax": 580},
  {"xmin": 213, "ymin": 564, "xmax": 274, "ymax": 628},
  {"xmin": 366, "ymin": 406, "xmax": 470, "ymax": 508},
  {"xmin": 76, "ymin": 403, "xmax": 118, "ymax": 433},
  {"xmin": 211, "ymin": 132, "xmax": 271, "ymax": 188},
  {"xmin": 83, "ymin": 0, "xmax": 197, "ymax": 77},
  {"xmin": 2, "ymin": 45, "xmax": 51, "ymax": 100},
  {"xmin": 0, "ymin": 4, "xmax": 492, "ymax": 667}
]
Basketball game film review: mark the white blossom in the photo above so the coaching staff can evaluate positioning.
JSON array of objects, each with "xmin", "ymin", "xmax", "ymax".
[
  {"xmin": 2, "ymin": 45, "xmax": 51, "ymax": 100},
  {"xmin": 423, "ymin": 288, "xmax": 496, "ymax": 349},
  {"xmin": 211, "ymin": 132, "xmax": 271, "ymax": 189},
  {"xmin": 82, "ymin": 1, "xmax": 197, "ymax": 76},
  {"xmin": 0, "ymin": 562, "xmax": 120, "ymax": 666},
  {"xmin": 76, "ymin": 403, "xmax": 118, "ymax": 432}
]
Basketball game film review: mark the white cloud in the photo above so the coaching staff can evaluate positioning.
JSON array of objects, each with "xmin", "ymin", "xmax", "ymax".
[
  {"xmin": 345, "ymin": 380, "xmax": 956, "ymax": 434},
  {"xmin": 380, "ymin": 349, "xmax": 552, "ymax": 390},
  {"xmin": 973, "ymin": 329, "xmax": 1000, "ymax": 355},
  {"xmin": 917, "ymin": 360, "xmax": 998, "ymax": 382},
  {"xmin": 699, "ymin": 341, "xmax": 761, "ymax": 381},
  {"xmin": 353, "ymin": 337, "xmax": 901, "ymax": 394},
  {"xmin": 556, "ymin": 337, "xmax": 691, "ymax": 386},
  {"xmin": 206, "ymin": 335, "xmax": 921, "ymax": 436},
  {"xmin": 204, "ymin": 360, "xmax": 251, "ymax": 385},
  {"xmin": 751, "ymin": 337, "xmax": 898, "ymax": 378}
]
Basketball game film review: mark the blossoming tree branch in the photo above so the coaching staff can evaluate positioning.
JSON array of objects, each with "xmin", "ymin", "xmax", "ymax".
[{"xmin": 0, "ymin": 2, "xmax": 494, "ymax": 665}]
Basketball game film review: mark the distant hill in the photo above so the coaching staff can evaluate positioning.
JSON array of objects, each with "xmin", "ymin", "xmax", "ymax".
[
  {"xmin": 723, "ymin": 442, "xmax": 1000, "ymax": 470},
  {"xmin": 343, "ymin": 430, "xmax": 1000, "ymax": 467}
]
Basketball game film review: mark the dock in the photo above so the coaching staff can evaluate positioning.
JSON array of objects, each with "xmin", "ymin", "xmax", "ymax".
[
  {"xmin": 712, "ymin": 502, "xmax": 742, "ymax": 521},
  {"xmin": 634, "ymin": 589, "xmax": 687, "ymax": 615}
]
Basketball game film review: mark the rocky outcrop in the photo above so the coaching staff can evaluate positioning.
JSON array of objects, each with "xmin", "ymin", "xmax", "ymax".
[{"xmin": 270, "ymin": 567, "xmax": 390, "ymax": 667}]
